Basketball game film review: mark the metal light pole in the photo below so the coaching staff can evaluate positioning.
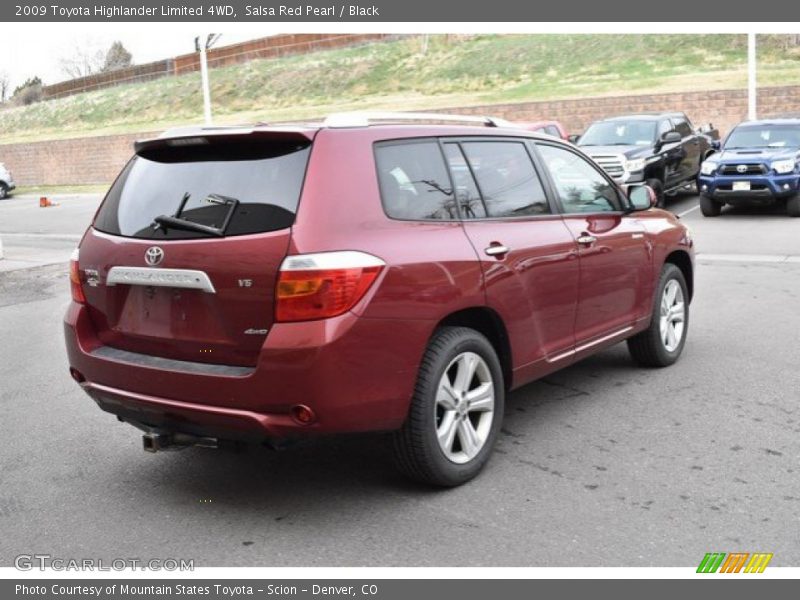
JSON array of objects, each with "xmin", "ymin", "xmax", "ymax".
[
  {"xmin": 195, "ymin": 34, "xmax": 221, "ymax": 126},
  {"xmin": 748, "ymin": 32, "xmax": 757, "ymax": 121}
]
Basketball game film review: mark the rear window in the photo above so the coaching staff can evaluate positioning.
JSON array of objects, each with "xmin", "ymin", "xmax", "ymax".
[
  {"xmin": 94, "ymin": 139, "xmax": 311, "ymax": 239},
  {"xmin": 374, "ymin": 141, "xmax": 456, "ymax": 220}
]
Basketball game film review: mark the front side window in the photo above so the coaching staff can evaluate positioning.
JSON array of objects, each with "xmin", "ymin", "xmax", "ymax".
[
  {"xmin": 537, "ymin": 144, "xmax": 621, "ymax": 213},
  {"xmin": 375, "ymin": 141, "xmax": 457, "ymax": 220},
  {"xmin": 460, "ymin": 141, "xmax": 550, "ymax": 218}
]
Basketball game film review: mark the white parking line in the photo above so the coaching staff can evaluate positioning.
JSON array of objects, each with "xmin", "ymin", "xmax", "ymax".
[
  {"xmin": 698, "ymin": 253, "xmax": 800, "ymax": 263},
  {"xmin": 677, "ymin": 204, "xmax": 701, "ymax": 218}
]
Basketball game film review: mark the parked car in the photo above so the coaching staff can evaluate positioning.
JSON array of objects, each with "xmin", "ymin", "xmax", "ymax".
[
  {"xmin": 576, "ymin": 112, "xmax": 719, "ymax": 207},
  {"xmin": 0, "ymin": 162, "xmax": 16, "ymax": 199},
  {"xmin": 698, "ymin": 118, "xmax": 800, "ymax": 217},
  {"xmin": 516, "ymin": 120, "xmax": 569, "ymax": 140},
  {"xmin": 64, "ymin": 112, "xmax": 695, "ymax": 486}
]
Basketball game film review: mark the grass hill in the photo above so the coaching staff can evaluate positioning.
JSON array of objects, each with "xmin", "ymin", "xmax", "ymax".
[{"xmin": 2, "ymin": 34, "xmax": 799, "ymax": 144}]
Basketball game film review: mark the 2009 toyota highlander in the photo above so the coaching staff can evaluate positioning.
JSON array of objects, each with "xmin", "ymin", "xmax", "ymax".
[{"xmin": 64, "ymin": 112, "xmax": 694, "ymax": 486}]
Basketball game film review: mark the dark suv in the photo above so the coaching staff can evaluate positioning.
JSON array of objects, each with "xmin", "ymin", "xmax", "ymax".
[
  {"xmin": 64, "ymin": 112, "xmax": 695, "ymax": 486},
  {"xmin": 577, "ymin": 112, "xmax": 718, "ymax": 206}
]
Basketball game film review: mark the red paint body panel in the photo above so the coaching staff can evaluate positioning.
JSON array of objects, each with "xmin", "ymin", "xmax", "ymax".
[
  {"xmin": 65, "ymin": 301, "xmax": 430, "ymax": 434},
  {"xmin": 561, "ymin": 214, "xmax": 652, "ymax": 342},
  {"xmin": 64, "ymin": 122, "xmax": 694, "ymax": 444},
  {"xmin": 461, "ymin": 216, "xmax": 580, "ymax": 373},
  {"xmin": 79, "ymin": 228, "xmax": 290, "ymax": 366}
]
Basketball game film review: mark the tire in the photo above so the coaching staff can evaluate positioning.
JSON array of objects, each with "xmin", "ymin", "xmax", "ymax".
[
  {"xmin": 627, "ymin": 264, "xmax": 689, "ymax": 368},
  {"xmin": 787, "ymin": 195, "xmax": 800, "ymax": 217},
  {"xmin": 646, "ymin": 178, "xmax": 665, "ymax": 208},
  {"xmin": 0, "ymin": 184, "xmax": 7, "ymax": 200},
  {"xmin": 393, "ymin": 326, "xmax": 505, "ymax": 487},
  {"xmin": 700, "ymin": 195, "xmax": 722, "ymax": 217}
]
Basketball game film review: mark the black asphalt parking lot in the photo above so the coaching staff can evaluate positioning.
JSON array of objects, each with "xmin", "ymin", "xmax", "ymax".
[{"xmin": 0, "ymin": 192, "xmax": 798, "ymax": 566}]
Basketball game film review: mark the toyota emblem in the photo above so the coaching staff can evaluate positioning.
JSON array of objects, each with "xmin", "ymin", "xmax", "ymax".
[
  {"xmin": 736, "ymin": 164, "xmax": 748, "ymax": 174},
  {"xmin": 145, "ymin": 246, "xmax": 164, "ymax": 266}
]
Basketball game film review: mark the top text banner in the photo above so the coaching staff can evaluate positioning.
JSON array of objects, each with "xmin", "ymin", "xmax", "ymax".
[{"xmin": 4, "ymin": 0, "xmax": 800, "ymax": 22}]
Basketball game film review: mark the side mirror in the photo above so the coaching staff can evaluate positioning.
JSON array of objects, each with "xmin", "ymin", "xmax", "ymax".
[
  {"xmin": 568, "ymin": 134, "xmax": 580, "ymax": 144},
  {"xmin": 660, "ymin": 131, "xmax": 682, "ymax": 144},
  {"xmin": 627, "ymin": 184, "xmax": 657, "ymax": 210}
]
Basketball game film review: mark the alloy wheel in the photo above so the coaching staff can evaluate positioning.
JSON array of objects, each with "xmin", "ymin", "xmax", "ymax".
[
  {"xmin": 659, "ymin": 279, "xmax": 685, "ymax": 352},
  {"xmin": 434, "ymin": 351, "xmax": 495, "ymax": 464}
]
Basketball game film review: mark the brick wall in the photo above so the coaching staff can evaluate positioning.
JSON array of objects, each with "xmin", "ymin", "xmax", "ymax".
[
  {"xmin": 4, "ymin": 86, "xmax": 800, "ymax": 187},
  {"xmin": 0, "ymin": 131, "xmax": 160, "ymax": 186}
]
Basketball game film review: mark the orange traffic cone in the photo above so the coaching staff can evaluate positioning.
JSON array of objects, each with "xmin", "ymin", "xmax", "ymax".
[{"xmin": 39, "ymin": 196, "xmax": 56, "ymax": 207}]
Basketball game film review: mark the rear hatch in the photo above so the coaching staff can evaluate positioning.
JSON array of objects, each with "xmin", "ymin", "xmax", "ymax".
[{"xmin": 79, "ymin": 130, "xmax": 315, "ymax": 366}]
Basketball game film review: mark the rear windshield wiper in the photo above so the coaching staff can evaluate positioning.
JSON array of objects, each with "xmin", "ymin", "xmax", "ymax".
[
  {"xmin": 153, "ymin": 214, "xmax": 226, "ymax": 237},
  {"xmin": 153, "ymin": 192, "xmax": 240, "ymax": 238}
]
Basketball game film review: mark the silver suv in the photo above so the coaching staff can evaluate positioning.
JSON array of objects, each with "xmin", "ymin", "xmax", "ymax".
[{"xmin": 0, "ymin": 162, "xmax": 15, "ymax": 199}]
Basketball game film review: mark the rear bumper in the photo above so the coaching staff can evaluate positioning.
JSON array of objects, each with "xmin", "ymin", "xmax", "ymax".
[
  {"xmin": 65, "ymin": 302, "xmax": 432, "ymax": 443},
  {"xmin": 698, "ymin": 173, "xmax": 800, "ymax": 203},
  {"xmin": 83, "ymin": 381, "xmax": 298, "ymax": 443}
]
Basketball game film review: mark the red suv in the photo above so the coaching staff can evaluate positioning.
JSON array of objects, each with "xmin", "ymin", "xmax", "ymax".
[{"xmin": 64, "ymin": 112, "xmax": 694, "ymax": 486}]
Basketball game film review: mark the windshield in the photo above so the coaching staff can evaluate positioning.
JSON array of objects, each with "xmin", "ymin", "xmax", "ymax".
[
  {"xmin": 725, "ymin": 125, "xmax": 800, "ymax": 149},
  {"xmin": 94, "ymin": 139, "xmax": 311, "ymax": 239},
  {"xmin": 579, "ymin": 120, "xmax": 656, "ymax": 146}
]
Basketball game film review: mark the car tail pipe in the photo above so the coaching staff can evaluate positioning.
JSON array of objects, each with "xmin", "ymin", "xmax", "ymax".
[
  {"xmin": 141, "ymin": 430, "xmax": 219, "ymax": 453},
  {"xmin": 119, "ymin": 419, "xmax": 219, "ymax": 453}
]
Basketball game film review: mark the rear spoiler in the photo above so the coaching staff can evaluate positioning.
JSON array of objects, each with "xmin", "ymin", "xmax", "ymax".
[{"xmin": 134, "ymin": 127, "xmax": 316, "ymax": 154}]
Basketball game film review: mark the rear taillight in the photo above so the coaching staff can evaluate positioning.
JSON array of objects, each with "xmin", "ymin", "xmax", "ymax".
[
  {"xmin": 69, "ymin": 249, "xmax": 86, "ymax": 304},
  {"xmin": 275, "ymin": 251, "xmax": 385, "ymax": 322}
]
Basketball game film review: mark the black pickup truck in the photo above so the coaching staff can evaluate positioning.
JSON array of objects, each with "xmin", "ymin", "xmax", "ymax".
[{"xmin": 574, "ymin": 112, "xmax": 719, "ymax": 207}]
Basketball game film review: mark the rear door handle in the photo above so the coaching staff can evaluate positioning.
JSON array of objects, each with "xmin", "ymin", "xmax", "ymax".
[
  {"xmin": 576, "ymin": 234, "xmax": 596, "ymax": 245},
  {"xmin": 484, "ymin": 244, "xmax": 510, "ymax": 257}
]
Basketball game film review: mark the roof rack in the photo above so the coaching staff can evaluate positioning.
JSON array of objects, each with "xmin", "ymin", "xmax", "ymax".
[{"xmin": 323, "ymin": 111, "xmax": 514, "ymax": 129}]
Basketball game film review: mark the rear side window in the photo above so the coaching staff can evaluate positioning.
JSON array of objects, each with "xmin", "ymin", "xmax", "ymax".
[
  {"xmin": 374, "ymin": 141, "xmax": 456, "ymax": 220},
  {"xmin": 460, "ymin": 141, "xmax": 550, "ymax": 217},
  {"xmin": 443, "ymin": 143, "xmax": 486, "ymax": 219},
  {"xmin": 94, "ymin": 139, "xmax": 311, "ymax": 239}
]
